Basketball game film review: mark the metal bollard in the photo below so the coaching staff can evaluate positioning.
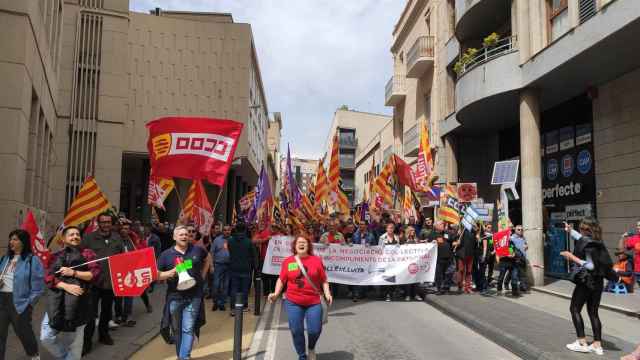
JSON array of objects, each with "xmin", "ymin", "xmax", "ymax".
[
  {"xmin": 254, "ymin": 276, "xmax": 262, "ymax": 316},
  {"xmin": 233, "ymin": 293, "xmax": 243, "ymax": 360}
]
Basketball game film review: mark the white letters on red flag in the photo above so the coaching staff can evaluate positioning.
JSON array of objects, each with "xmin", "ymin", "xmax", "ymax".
[
  {"xmin": 109, "ymin": 247, "xmax": 158, "ymax": 297},
  {"xmin": 494, "ymin": 228, "xmax": 512, "ymax": 257},
  {"xmin": 21, "ymin": 211, "xmax": 51, "ymax": 267},
  {"xmin": 146, "ymin": 117, "xmax": 243, "ymax": 186}
]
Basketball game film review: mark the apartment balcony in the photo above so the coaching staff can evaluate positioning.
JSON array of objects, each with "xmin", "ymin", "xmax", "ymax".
[
  {"xmin": 455, "ymin": 0, "xmax": 511, "ymax": 42},
  {"xmin": 455, "ymin": 39, "xmax": 521, "ymax": 130},
  {"xmin": 339, "ymin": 137, "xmax": 357, "ymax": 149},
  {"xmin": 385, "ymin": 75, "xmax": 406, "ymax": 107},
  {"xmin": 445, "ymin": 36, "xmax": 460, "ymax": 67},
  {"xmin": 407, "ymin": 36, "xmax": 435, "ymax": 78},
  {"xmin": 403, "ymin": 124, "xmax": 419, "ymax": 157}
]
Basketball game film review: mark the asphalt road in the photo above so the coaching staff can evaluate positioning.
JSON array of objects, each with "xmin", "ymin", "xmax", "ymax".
[{"xmin": 257, "ymin": 297, "xmax": 521, "ymax": 360}]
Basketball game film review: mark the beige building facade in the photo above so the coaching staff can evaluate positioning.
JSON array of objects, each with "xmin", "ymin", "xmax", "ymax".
[
  {"xmin": 389, "ymin": 0, "xmax": 640, "ymax": 285},
  {"xmin": 280, "ymin": 157, "xmax": 319, "ymax": 195},
  {"xmin": 322, "ymin": 108, "xmax": 392, "ymax": 206},
  {"xmin": 0, "ymin": 0, "xmax": 274, "ymax": 243}
]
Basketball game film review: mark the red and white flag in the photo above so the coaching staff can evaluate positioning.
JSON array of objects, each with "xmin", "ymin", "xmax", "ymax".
[
  {"xmin": 21, "ymin": 211, "xmax": 51, "ymax": 267},
  {"xmin": 493, "ymin": 228, "xmax": 512, "ymax": 257},
  {"xmin": 146, "ymin": 117, "xmax": 243, "ymax": 187},
  {"xmin": 147, "ymin": 175, "xmax": 176, "ymax": 210},
  {"xmin": 191, "ymin": 181, "xmax": 214, "ymax": 236},
  {"xmin": 109, "ymin": 247, "xmax": 158, "ymax": 297}
]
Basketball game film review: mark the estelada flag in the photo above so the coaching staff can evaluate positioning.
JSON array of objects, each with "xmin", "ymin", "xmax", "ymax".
[
  {"xmin": 109, "ymin": 247, "xmax": 158, "ymax": 297},
  {"xmin": 21, "ymin": 211, "xmax": 51, "ymax": 267},
  {"xmin": 147, "ymin": 117, "xmax": 243, "ymax": 186},
  {"xmin": 493, "ymin": 228, "xmax": 512, "ymax": 257}
]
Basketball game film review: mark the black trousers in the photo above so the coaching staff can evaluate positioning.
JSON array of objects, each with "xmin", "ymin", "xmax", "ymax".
[
  {"xmin": 570, "ymin": 281, "xmax": 603, "ymax": 341},
  {"xmin": 0, "ymin": 293, "xmax": 38, "ymax": 359},
  {"xmin": 114, "ymin": 291, "xmax": 151, "ymax": 320},
  {"xmin": 84, "ymin": 287, "xmax": 114, "ymax": 344},
  {"xmin": 486, "ymin": 255, "xmax": 496, "ymax": 282},
  {"xmin": 435, "ymin": 258, "xmax": 452, "ymax": 290}
]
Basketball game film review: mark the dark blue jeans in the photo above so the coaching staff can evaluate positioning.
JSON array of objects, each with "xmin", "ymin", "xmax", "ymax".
[
  {"xmin": 284, "ymin": 299, "xmax": 323, "ymax": 360},
  {"xmin": 212, "ymin": 263, "xmax": 230, "ymax": 307},
  {"xmin": 229, "ymin": 272, "xmax": 251, "ymax": 307}
]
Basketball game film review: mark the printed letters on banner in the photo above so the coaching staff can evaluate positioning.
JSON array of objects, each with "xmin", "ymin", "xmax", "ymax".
[
  {"xmin": 262, "ymin": 236, "xmax": 437, "ymax": 285},
  {"xmin": 147, "ymin": 117, "xmax": 243, "ymax": 186},
  {"xmin": 109, "ymin": 247, "xmax": 158, "ymax": 297}
]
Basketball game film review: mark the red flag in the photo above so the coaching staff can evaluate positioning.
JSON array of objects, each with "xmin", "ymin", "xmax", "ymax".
[
  {"xmin": 393, "ymin": 155, "xmax": 419, "ymax": 192},
  {"xmin": 109, "ymin": 247, "xmax": 158, "ymax": 297},
  {"xmin": 21, "ymin": 211, "xmax": 51, "ymax": 267},
  {"xmin": 192, "ymin": 181, "xmax": 214, "ymax": 236},
  {"xmin": 493, "ymin": 228, "xmax": 512, "ymax": 257},
  {"xmin": 147, "ymin": 117, "xmax": 243, "ymax": 186}
]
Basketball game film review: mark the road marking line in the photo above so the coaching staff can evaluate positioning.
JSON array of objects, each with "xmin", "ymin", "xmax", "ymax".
[{"xmin": 265, "ymin": 300, "xmax": 282, "ymax": 360}]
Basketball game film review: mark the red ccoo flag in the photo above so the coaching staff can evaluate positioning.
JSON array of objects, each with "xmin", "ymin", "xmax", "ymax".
[
  {"xmin": 147, "ymin": 117, "xmax": 243, "ymax": 187},
  {"xmin": 21, "ymin": 211, "xmax": 51, "ymax": 267},
  {"xmin": 109, "ymin": 247, "xmax": 158, "ymax": 297}
]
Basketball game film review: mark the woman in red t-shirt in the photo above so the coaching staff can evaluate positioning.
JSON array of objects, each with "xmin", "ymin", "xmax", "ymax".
[{"xmin": 268, "ymin": 235, "xmax": 332, "ymax": 360}]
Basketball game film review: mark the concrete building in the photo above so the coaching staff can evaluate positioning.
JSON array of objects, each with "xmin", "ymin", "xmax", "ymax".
[
  {"xmin": 322, "ymin": 108, "xmax": 392, "ymax": 205},
  {"xmin": 280, "ymin": 157, "xmax": 319, "ymax": 195},
  {"xmin": 267, "ymin": 112, "xmax": 282, "ymax": 197},
  {"xmin": 354, "ymin": 118, "xmax": 394, "ymax": 204},
  {"xmin": 0, "ymin": 0, "xmax": 274, "ymax": 242},
  {"xmin": 389, "ymin": 0, "xmax": 640, "ymax": 285}
]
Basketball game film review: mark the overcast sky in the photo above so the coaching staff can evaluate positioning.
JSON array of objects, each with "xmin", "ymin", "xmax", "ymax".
[{"xmin": 130, "ymin": 0, "xmax": 404, "ymax": 159}]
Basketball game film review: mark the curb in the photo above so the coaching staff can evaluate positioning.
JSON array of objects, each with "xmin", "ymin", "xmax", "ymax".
[
  {"xmin": 531, "ymin": 287, "xmax": 640, "ymax": 318},
  {"xmin": 425, "ymin": 296, "xmax": 559, "ymax": 360}
]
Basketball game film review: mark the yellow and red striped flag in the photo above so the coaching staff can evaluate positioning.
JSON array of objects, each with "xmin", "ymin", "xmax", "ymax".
[
  {"xmin": 402, "ymin": 186, "xmax": 417, "ymax": 221},
  {"xmin": 337, "ymin": 188, "xmax": 350, "ymax": 215},
  {"xmin": 328, "ymin": 134, "xmax": 341, "ymax": 206},
  {"xmin": 63, "ymin": 177, "xmax": 112, "ymax": 227},
  {"xmin": 314, "ymin": 159, "xmax": 329, "ymax": 210},
  {"xmin": 439, "ymin": 183, "xmax": 460, "ymax": 224},
  {"xmin": 178, "ymin": 182, "xmax": 197, "ymax": 224},
  {"xmin": 415, "ymin": 120, "xmax": 434, "ymax": 191},
  {"xmin": 372, "ymin": 156, "xmax": 395, "ymax": 208}
]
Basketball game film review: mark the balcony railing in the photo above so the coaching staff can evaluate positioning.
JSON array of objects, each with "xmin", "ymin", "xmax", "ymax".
[
  {"xmin": 458, "ymin": 36, "xmax": 517, "ymax": 76},
  {"xmin": 403, "ymin": 124, "xmax": 419, "ymax": 157},
  {"xmin": 407, "ymin": 36, "xmax": 435, "ymax": 78},
  {"xmin": 339, "ymin": 137, "xmax": 357, "ymax": 148},
  {"xmin": 385, "ymin": 75, "xmax": 406, "ymax": 106}
]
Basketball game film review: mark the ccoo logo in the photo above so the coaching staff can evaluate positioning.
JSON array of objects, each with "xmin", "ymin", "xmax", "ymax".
[
  {"xmin": 152, "ymin": 132, "xmax": 235, "ymax": 162},
  {"xmin": 577, "ymin": 150, "xmax": 592, "ymax": 175},
  {"xmin": 547, "ymin": 159, "xmax": 558, "ymax": 181}
]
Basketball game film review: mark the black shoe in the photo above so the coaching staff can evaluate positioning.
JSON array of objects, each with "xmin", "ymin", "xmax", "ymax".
[
  {"xmin": 82, "ymin": 342, "xmax": 92, "ymax": 356},
  {"xmin": 211, "ymin": 304, "xmax": 218, "ymax": 311},
  {"xmin": 124, "ymin": 320, "xmax": 136, "ymax": 327},
  {"xmin": 505, "ymin": 284, "xmax": 511, "ymax": 291},
  {"xmin": 146, "ymin": 305, "xmax": 153, "ymax": 313},
  {"xmin": 99, "ymin": 335, "xmax": 114, "ymax": 346},
  {"xmin": 230, "ymin": 312, "xmax": 235, "ymax": 317},
  {"xmin": 219, "ymin": 305, "xmax": 225, "ymax": 311}
]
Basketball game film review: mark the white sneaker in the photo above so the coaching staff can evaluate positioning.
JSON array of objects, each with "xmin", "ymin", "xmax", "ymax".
[
  {"xmin": 308, "ymin": 349, "xmax": 316, "ymax": 360},
  {"xmin": 414, "ymin": 295, "xmax": 423, "ymax": 301},
  {"xmin": 404, "ymin": 296, "xmax": 411, "ymax": 301},
  {"xmin": 588, "ymin": 344, "xmax": 604, "ymax": 356},
  {"xmin": 108, "ymin": 320, "xmax": 119, "ymax": 329},
  {"xmin": 566, "ymin": 340, "xmax": 589, "ymax": 353},
  {"xmin": 30, "ymin": 356, "xmax": 40, "ymax": 360}
]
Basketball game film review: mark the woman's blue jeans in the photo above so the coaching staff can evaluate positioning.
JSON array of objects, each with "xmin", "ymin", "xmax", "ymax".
[{"xmin": 284, "ymin": 299, "xmax": 323, "ymax": 360}]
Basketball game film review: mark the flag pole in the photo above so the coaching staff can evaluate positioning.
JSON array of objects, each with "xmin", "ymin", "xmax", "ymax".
[{"xmin": 56, "ymin": 256, "xmax": 110, "ymax": 272}]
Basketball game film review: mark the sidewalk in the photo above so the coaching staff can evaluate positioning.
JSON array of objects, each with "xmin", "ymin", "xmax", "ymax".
[
  {"xmin": 426, "ymin": 289, "xmax": 640, "ymax": 360},
  {"xmin": 533, "ymin": 277, "xmax": 640, "ymax": 316},
  {"xmin": 131, "ymin": 290, "xmax": 264, "ymax": 360},
  {"xmin": 7, "ymin": 284, "xmax": 167, "ymax": 360}
]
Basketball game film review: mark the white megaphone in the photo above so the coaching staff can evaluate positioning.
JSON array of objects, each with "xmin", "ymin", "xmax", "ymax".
[{"xmin": 175, "ymin": 258, "xmax": 196, "ymax": 291}]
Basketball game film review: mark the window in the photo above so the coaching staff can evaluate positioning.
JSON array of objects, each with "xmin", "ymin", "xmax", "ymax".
[
  {"xmin": 548, "ymin": 0, "xmax": 569, "ymax": 41},
  {"xmin": 339, "ymin": 152, "xmax": 355, "ymax": 167},
  {"xmin": 338, "ymin": 129, "xmax": 356, "ymax": 147}
]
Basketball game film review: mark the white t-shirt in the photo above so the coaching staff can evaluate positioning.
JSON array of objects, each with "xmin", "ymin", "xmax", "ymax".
[{"xmin": 0, "ymin": 256, "xmax": 19, "ymax": 293}]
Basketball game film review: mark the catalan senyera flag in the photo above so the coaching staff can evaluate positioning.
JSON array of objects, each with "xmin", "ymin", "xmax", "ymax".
[
  {"xmin": 328, "ymin": 134, "xmax": 341, "ymax": 206},
  {"xmin": 415, "ymin": 119, "xmax": 434, "ymax": 190},
  {"xmin": 439, "ymin": 183, "xmax": 461, "ymax": 224},
  {"xmin": 402, "ymin": 186, "xmax": 417, "ymax": 221},
  {"xmin": 372, "ymin": 156, "xmax": 395, "ymax": 208},
  {"xmin": 313, "ymin": 159, "xmax": 329, "ymax": 210},
  {"xmin": 301, "ymin": 191, "xmax": 318, "ymax": 222},
  {"xmin": 337, "ymin": 187, "xmax": 350, "ymax": 215},
  {"xmin": 179, "ymin": 182, "xmax": 197, "ymax": 223},
  {"xmin": 63, "ymin": 177, "xmax": 112, "ymax": 227},
  {"xmin": 147, "ymin": 175, "xmax": 175, "ymax": 210}
]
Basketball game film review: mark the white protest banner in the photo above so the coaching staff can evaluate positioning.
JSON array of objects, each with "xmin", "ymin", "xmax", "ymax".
[{"xmin": 262, "ymin": 236, "xmax": 437, "ymax": 285}]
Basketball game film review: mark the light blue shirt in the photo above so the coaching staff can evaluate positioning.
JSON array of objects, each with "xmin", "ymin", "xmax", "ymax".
[
  {"xmin": 0, "ymin": 254, "xmax": 44, "ymax": 314},
  {"xmin": 211, "ymin": 235, "xmax": 231, "ymax": 264},
  {"xmin": 510, "ymin": 234, "xmax": 527, "ymax": 259}
]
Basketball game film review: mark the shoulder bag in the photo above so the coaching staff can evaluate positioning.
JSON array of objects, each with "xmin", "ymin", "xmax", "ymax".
[{"xmin": 294, "ymin": 256, "xmax": 329, "ymax": 324}]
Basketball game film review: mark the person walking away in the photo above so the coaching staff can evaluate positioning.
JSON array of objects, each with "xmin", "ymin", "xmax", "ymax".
[
  {"xmin": 453, "ymin": 227, "xmax": 476, "ymax": 294},
  {"xmin": 81, "ymin": 212, "xmax": 124, "ymax": 353},
  {"xmin": 561, "ymin": 217, "xmax": 618, "ymax": 356},
  {"xmin": 228, "ymin": 223, "xmax": 256, "ymax": 315},
  {"xmin": 157, "ymin": 226, "xmax": 208, "ymax": 360},
  {"xmin": 379, "ymin": 222, "xmax": 400, "ymax": 301},
  {"xmin": 210, "ymin": 225, "xmax": 232, "ymax": 311},
  {"xmin": 267, "ymin": 235, "xmax": 333, "ymax": 360},
  {"xmin": 0, "ymin": 230, "xmax": 45, "ymax": 360},
  {"xmin": 41, "ymin": 226, "xmax": 100, "ymax": 360},
  {"xmin": 402, "ymin": 227, "xmax": 423, "ymax": 301}
]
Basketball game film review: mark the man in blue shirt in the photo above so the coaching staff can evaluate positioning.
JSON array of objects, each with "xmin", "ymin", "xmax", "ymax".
[
  {"xmin": 210, "ymin": 225, "xmax": 231, "ymax": 311},
  {"xmin": 157, "ymin": 225, "xmax": 208, "ymax": 360},
  {"xmin": 508, "ymin": 225, "xmax": 529, "ymax": 292},
  {"xmin": 352, "ymin": 221, "xmax": 376, "ymax": 246}
]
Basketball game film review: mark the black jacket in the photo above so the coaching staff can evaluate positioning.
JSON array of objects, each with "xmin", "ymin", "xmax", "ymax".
[
  {"xmin": 82, "ymin": 231, "xmax": 124, "ymax": 289},
  {"xmin": 573, "ymin": 237, "xmax": 618, "ymax": 281}
]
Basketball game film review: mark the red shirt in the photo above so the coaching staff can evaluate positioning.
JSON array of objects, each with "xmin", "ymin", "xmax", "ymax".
[
  {"xmin": 279, "ymin": 255, "xmax": 327, "ymax": 306},
  {"xmin": 625, "ymin": 234, "xmax": 640, "ymax": 272}
]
